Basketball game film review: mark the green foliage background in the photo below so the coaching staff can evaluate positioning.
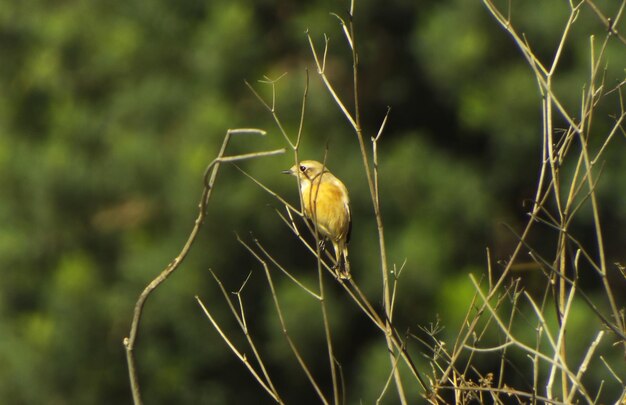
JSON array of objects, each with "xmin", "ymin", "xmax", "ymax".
[{"xmin": 0, "ymin": 0, "xmax": 624, "ymax": 403}]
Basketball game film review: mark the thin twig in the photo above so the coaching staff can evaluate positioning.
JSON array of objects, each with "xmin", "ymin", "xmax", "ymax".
[
  {"xmin": 122, "ymin": 128, "xmax": 277, "ymax": 405},
  {"xmin": 237, "ymin": 236, "xmax": 331, "ymax": 404},
  {"xmin": 196, "ymin": 296, "xmax": 282, "ymax": 403}
]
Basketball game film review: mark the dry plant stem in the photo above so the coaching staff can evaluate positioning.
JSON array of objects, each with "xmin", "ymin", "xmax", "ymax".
[
  {"xmin": 436, "ymin": 2, "xmax": 557, "ymax": 382},
  {"xmin": 336, "ymin": 360, "xmax": 347, "ymax": 405},
  {"xmin": 246, "ymin": 69, "xmax": 309, "ymax": 166},
  {"xmin": 377, "ymin": 344, "xmax": 405, "ymax": 404},
  {"xmin": 249, "ymin": 71, "xmax": 340, "ymax": 403},
  {"xmin": 318, "ymin": 259, "xmax": 341, "ymax": 405},
  {"xmin": 389, "ymin": 260, "xmax": 406, "ymax": 322},
  {"xmin": 237, "ymin": 236, "xmax": 330, "ymax": 405},
  {"xmin": 526, "ymin": 210, "xmax": 626, "ymax": 340},
  {"xmin": 591, "ymin": 111, "xmax": 625, "ymax": 165},
  {"xmin": 534, "ymin": 6, "xmax": 581, "ymax": 397},
  {"xmin": 233, "ymin": 165, "xmax": 299, "ymax": 214},
  {"xmin": 483, "ymin": 0, "xmax": 626, "ymax": 339},
  {"xmin": 533, "ymin": 314, "xmax": 545, "ymax": 404},
  {"xmin": 252, "ymin": 235, "xmax": 321, "ymax": 299},
  {"xmin": 566, "ymin": 331, "xmax": 604, "ymax": 404},
  {"xmin": 599, "ymin": 356, "xmax": 624, "ymax": 390},
  {"xmin": 584, "ymin": 0, "xmax": 626, "ymax": 45},
  {"xmin": 467, "ymin": 276, "xmax": 594, "ymax": 404},
  {"xmin": 509, "ymin": 224, "xmax": 626, "ymax": 341},
  {"xmin": 307, "ymin": 8, "xmax": 419, "ymax": 402},
  {"xmin": 478, "ymin": 2, "xmax": 626, "ymax": 400},
  {"xmin": 245, "ymin": 68, "xmax": 310, "ymax": 234},
  {"xmin": 543, "ymin": 92, "xmax": 562, "ymax": 393},
  {"xmin": 437, "ymin": 279, "xmax": 518, "ymax": 389},
  {"xmin": 351, "ymin": 182, "xmax": 419, "ymax": 392},
  {"xmin": 495, "ymin": 280, "xmax": 521, "ymax": 400},
  {"xmin": 308, "ymin": 159, "xmax": 341, "ymax": 405},
  {"xmin": 206, "ymin": 270, "xmax": 282, "ymax": 401},
  {"xmin": 577, "ymin": 105, "xmax": 622, "ymax": 330},
  {"xmin": 555, "ymin": 235, "xmax": 569, "ymax": 399},
  {"xmin": 256, "ymin": 210, "xmax": 422, "ymax": 373},
  {"xmin": 196, "ymin": 297, "xmax": 283, "ymax": 403},
  {"xmin": 437, "ymin": 385, "xmax": 566, "ymax": 405},
  {"xmin": 246, "ymin": 76, "xmax": 294, "ymax": 150},
  {"xmin": 422, "ymin": 290, "xmax": 480, "ymax": 390},
  {"xmin": 122, "ymin": 128, "xmax": 281, "ymax": 405},
  {"xmin": 578, "ymin": 24, "xmax": 626, "ymax": 350},
  {"xmin": 304, "ymin": 154, "xmax": 341, "ymax": 404},
  {"xmin": 459, "ymin": 280, "xmax": 513, "ymax": 379},
  {"xmin": 542, "ymin": 284, "xmax": 576, "ymax": 399},
  {"xmin": 474, "ymin": 1, "xmax": 625, "ymax": 403}
]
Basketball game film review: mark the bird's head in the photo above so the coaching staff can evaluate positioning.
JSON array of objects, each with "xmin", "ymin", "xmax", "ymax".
[{"xmin": 282, "ymin": 160, "xmax": 327, "ymax": 183}]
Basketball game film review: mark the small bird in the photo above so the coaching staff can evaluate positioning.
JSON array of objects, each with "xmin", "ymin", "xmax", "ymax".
[{"xmin": 283, "ymin": 160, "xmax": 352, "ymax": 278}]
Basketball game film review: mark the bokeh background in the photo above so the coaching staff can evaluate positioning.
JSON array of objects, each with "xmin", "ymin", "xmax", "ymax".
[{"xmin": 1, "ymin": 0, "xmax": 624, "ymax": 403}]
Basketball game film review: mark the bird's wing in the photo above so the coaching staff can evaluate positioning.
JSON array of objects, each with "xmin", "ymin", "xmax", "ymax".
[{"xmin": 345, "ymin": 200, "xmax": 352, "ymax": 244}]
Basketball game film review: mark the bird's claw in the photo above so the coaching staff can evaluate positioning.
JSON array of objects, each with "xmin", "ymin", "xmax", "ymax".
[{"xmin": 332, "ymin": 263, "xmax": 351, "ymax": 280}]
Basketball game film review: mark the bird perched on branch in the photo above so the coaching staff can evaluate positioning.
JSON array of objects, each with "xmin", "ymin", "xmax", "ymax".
[{"xmin": 283, "ymin": 160, "xmax": 351, "ymax": 279}]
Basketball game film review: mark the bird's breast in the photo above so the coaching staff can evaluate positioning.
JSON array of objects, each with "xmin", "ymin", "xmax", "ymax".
[{"xmin": 302, "ymin": 181, "xmax": 350, "ymax": 241}]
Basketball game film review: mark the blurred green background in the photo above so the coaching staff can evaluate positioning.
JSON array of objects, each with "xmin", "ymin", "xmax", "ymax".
[{"xmin": 1, "ymin": 0, "xmax": 624, "ymax": 403}]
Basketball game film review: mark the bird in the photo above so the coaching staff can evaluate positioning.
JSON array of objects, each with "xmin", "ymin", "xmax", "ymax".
[{"xmin": 283, "ymin": 160, "xmax": 352, "ymax": 279}]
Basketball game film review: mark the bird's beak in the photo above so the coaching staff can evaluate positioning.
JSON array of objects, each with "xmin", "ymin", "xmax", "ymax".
[{"xmin": 281, "ymin": 169, "xmax": 294, "ymax": 175}]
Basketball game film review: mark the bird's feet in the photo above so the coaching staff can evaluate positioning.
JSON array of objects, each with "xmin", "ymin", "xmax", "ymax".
[
  {"xmin": 332, "ymin": 263, "xmax": 351, "ymax": 280},
  {"xmin": 317, "ymin": 240, "xmax": 326, "ymax": 251}
]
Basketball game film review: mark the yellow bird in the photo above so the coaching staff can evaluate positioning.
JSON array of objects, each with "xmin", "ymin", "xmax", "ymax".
[{"xmin": 283, "ymin": 160, "xmax": 352, "ymax": 278}]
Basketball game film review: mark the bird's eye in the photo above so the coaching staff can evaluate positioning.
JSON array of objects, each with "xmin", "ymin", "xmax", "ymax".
[{"xmin": 299, "ymin": 165, "xmax": 307, "ymax": 172}]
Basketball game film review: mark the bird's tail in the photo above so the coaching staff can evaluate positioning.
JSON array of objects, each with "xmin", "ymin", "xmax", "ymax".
[{"xmin": 339, "ymin": 245, "xmax": 350, "ymax": 279}]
